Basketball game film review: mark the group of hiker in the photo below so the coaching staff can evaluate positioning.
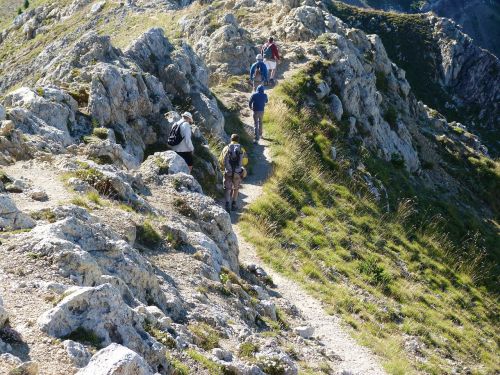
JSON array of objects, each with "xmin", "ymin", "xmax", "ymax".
[{"xmin": 167, "ymin": 37, "xmax": 280, "ymax": 213}]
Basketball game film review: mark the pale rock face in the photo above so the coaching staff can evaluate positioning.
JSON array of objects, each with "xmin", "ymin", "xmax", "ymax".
[
  {"xmin": 317, "ymin": 31, "xmax": 420, "ymax": 171},
  {"xmin": 0, "ymin": 194, "xmax": 36, "ymax": 230},
  {"xmin": 429, "ymin": 16, "xmax": 499, "ymax": 129},
  {"xmin": 329, "ymin": 94, "xmax": 343, "ymax": 121},
  {"xmin": 19, "ymin": 205, "xmax": 184, "ymax": 319},
  {"xmin": 139, "ymin": 151, "xmax": 190, "ymax": 183},
  {"xmin": 180, "ymin": 10, "xmax": 256, "ymax": 79},
  {"xmin": 0, "ymin": 104, "xmax": 5, "ymax": 121},
  {"xmin": 3, "ymin": 87, "xmax": 77, "ymax": 152},
  {"xmin": 278, "ymin": 6, "xmax": 336, "ymax": 42},
  {"xmin": 76, "ymin": 343, "xmax": 155, "ymax": 375},
  {"xmin": 63, "ymin": 340, "xmax": 92, "ymax": 368},
  {"xmin": 84, "ymin": 139, "xmax": 139, "ymax": 170},
  {"xmin": 181, "ymin": 192, "xmax": 239, "ymax": 273},
  {"xmin": 38, "ymin": 284, "xmax": 167, "ymax": 371},
  {"xmin": 294, "ymin": 325, "xmax": 314, "ymax": 339}
]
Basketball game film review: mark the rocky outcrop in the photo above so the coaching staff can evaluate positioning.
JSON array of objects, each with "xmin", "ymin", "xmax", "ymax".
[
  {"xmin": 38, "ymin": 284, "xmax": 168, "ymax": 372},
  {"xmin": 429, "ymin": 15, "xmax": 499, "ymax": 131},
  {"xmin": 292, "ymin": 18, "xmax": 421, "ymax": 170},
  {"xmin": 77, "ymin": 343, "xmax": 155, "ymax": 375},
  {"xmin": 179, "ymin": 9, "xmax": 256, "ymax": 80},
  {"xmin": 0, "ymin": 194, "xmax": 36, "ymax": 230}
]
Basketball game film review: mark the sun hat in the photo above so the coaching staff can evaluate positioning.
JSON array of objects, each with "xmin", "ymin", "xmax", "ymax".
[{"xmin": 182, "ymin": 111, "xmax": 193, "ymax": 121}]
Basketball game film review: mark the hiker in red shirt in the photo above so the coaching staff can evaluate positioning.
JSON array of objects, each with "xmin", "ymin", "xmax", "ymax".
[{"xmin": 261, "ymin": 37, "xmax": 280, "ymax": 84}]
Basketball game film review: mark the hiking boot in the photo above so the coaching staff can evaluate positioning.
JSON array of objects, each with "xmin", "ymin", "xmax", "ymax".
[
  {"xmin": 231, "ymin": 201, "xmax": 238, "ymax": 211},
  {"xmin": 225, "ymin": 202, "xmax": 231, "ymax": 212}
]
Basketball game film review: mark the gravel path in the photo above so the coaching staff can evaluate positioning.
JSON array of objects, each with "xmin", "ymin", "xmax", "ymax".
[{"xmin": 231, "ymin": 84, "xmax": 388, "ymax": 375}]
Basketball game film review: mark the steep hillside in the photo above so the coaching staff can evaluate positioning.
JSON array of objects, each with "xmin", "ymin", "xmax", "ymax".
[
  {"xmin": 0, "ymin": 0, "xmax": 498, "ymax": 374},
  {"xmin": 328, "ymin": 1, "xmax": 500, "ymax": 156},
  {"xmin": 242, "ymin": 61, "xmax": 500, "ymax": 374},
  {"xmin": 339, "ymin": 0, "xmax": 500, "ymax": 57}
]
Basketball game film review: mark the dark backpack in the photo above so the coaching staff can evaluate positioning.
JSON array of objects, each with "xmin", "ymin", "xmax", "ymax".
[
  {"xmin": 263, "ymin": 44, "xmax": 273, "ymax": 59},
  {"xmin": 167, "ymin": 121, "xmax": 184, "ymax": 146},
  {"xmin": 227, "ymin": 143, "xmax": 242, "ymax": 172}
]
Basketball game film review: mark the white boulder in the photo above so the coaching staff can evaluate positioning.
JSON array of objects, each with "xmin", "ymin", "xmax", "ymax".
[
  {"xmin": 0, "ymin": 194, "xmax": 36, "ymax": 230},
  {"xmin": 77, "ymin": 343, "xmax": 154, "ymax": 375}
]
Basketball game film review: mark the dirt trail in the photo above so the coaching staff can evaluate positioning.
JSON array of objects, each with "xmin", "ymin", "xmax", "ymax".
[{"xmin": 230, "ymin": 69, "xmax": 388, "ymax": 374}]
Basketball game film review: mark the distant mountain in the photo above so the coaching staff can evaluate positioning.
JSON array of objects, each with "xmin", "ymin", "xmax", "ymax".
[{"xmin": 340, "ymin": 0, "xmax": 500, "ymax": 57}]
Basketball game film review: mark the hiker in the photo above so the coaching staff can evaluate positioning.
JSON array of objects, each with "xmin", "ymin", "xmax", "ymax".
[
  {"xmin": 249, "ymin": 84, "xmax": 268, "ymax": 143},
  {"xmin": 219, "ymin": 134, "xmax": 248, "ymax": 212},
  {"xmin": 167, "ymin": 111, "xmax": 195, "ymax": 172},
  {"xmin": 261, "ymin": 37, "xmax": 280, "ymax": 84},
  {"xmin": 250, "ymin": 54, "xmax": 268, "ymax": 91}
]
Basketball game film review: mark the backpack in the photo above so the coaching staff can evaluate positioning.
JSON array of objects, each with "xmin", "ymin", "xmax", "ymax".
[
  {"xmin": 263, "ymin": 44, "xmax": 273, "ymax": 60},
  {"xmin": 255, "ymin": 64, "xmax": 262, "ymax": 79},
  {"xmin": 167, "ymin": 121, "xmax": 184, "ymax": 146},
  {"xmin": 220, "ymin": 143, "xmax": 248, "ymax": 173},
  {"xmin": 228, "ymin": 143, "xmax": 242, "ymax": 172}
]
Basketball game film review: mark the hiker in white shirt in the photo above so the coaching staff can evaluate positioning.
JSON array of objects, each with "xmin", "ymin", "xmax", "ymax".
[{"xmin": 168, "ymin": 112, "xmax": 195, "ymax": 172}]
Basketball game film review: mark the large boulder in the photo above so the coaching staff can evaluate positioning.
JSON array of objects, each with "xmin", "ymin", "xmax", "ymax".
[
  {"xmin": 139, "ymin": 151, "xmax": 190, "ymax": 183},
  {"xmin": 0, "ymin": 194, "xmax": 36, "ymax": 230},
  {"xmin": 76, "ymin": 343, "xmax": 155, "ymax": 375},
  {"xmin": 38, "ymin": 284, "xmax": 167, "ymax": 372},
  {"xmin": 3, "ymin": 86, "xmax": 78, "ymax": 152}
]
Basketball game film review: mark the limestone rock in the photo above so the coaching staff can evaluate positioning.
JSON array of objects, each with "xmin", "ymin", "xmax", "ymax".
[
  {"xmin": 329, "ymin": 94, "xmax": 343, "ymax": 121},
  {"xmin": 139, "ymin": 151, "xmax": 190, "ymax": 183},
  {"xmin": 0, "ymin": 104, "xmax": 5, "ymax": 121},
  {"xmin": 38, "ymin": 284, "xmax": 167, "ymax": 372},
  {"xmin": 30, "ymin": 189, "xmax": 49, "ymax": 202},
  {"xmin": 63, "ymin": 340, "xmax": 92, "ymax": 368},
  {"xmin": 77, "ymin": 343, "xmax": 155, "ymax": 375},
  {"xmin": 0, "ymin": 354, "xmax": 38, "ymax": 375},
  {"xmin": 294, "ymin": 325, "xmax": 314, "ymax": 339},
  {"xmin": 0, "ymin": 194, "xmax": 36, "ymax": 230}
]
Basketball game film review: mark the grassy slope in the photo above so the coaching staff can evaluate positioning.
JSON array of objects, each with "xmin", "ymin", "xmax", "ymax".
[
  {"xmin": 240, "ymin": 62, "xmax": 499, "ymax": 374},
  {"xmin": 326, "ymin": 1, "xmax": 500, "ymax": 156},
  {"xmin": 0, "ymin": 0, "xmax": 23, "ymax": 29}
]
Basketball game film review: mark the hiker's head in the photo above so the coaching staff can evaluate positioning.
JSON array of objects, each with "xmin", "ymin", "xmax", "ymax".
[
  {"xmin": 257, "ymin": 85, "xmax": 265, "ymax": 93},
  {"xmin": 256, "ymin": 54, "xmax": 263, "ymax": 61},
  {"xmin": 231, "ymin": 134, "xmax": 239, "ymax": 142},
  {"xmin": 268, "ymin": 37, "xmax": 274, "ymax": 43},
  {"xmin": 182, "ymin": 111, "xmax": 193, "ymax": 123}
]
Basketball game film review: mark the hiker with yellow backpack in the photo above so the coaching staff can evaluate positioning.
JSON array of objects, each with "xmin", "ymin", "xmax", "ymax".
[{"xmin": 219, "ymin": 134, "xmax": 248, "ymax": 212}]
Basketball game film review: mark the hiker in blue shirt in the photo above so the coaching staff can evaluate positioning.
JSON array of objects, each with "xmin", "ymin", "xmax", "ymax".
[
  {"xmin": 250, "ymin": 54, "xmax": 268, "ymax": 91},
  {"xmin": 249, "ymin": 85, "xmax": 269, "ymax": 143}
]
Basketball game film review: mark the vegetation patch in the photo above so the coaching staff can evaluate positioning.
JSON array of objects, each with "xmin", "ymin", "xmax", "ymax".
[
  {"xmin": 136, "ymin": 221, "xmax": 162, "ymax": 249},
  {"xmin": 240, "ymin": 62, "xmax": 499, "ymax": 374},
  {"xmin": 186, "ymin": 349, "xmax": 233, "ymax": 375},
  {"xmin": 188, "ymin": 322, "xmax": 220, "ymax": 351},
  {"xmin": 62, "ymin": 327, "xmax": 102, "ymax": 348}
]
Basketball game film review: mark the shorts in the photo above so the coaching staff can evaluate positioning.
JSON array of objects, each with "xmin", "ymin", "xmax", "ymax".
[
  {"xmin": 265, "ymin": 59, "xmax": 277, "ymax": 70},
  {"xmin": 177, "ymin": 151, "xmax": 193, "ymax": 167},
  {"xmin": 224, "ymin": 172, "xmax": 242, "ymax": 190}
]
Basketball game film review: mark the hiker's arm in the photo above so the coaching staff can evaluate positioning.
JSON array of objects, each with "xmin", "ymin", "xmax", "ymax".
[
  {"xmin": 262, "ymin": 64, "xmax": 268, "ymax": 81},
  {"xmin": 249, "ymin": 65, "xmax": 255, "ymax": 80},
  {"xmin": 249, "ymin": 95, "xmax": 254, "ymax": 110},
  {"xmin": 273, "ymin": 45, "xmax": 280, "ymax": 61}
]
